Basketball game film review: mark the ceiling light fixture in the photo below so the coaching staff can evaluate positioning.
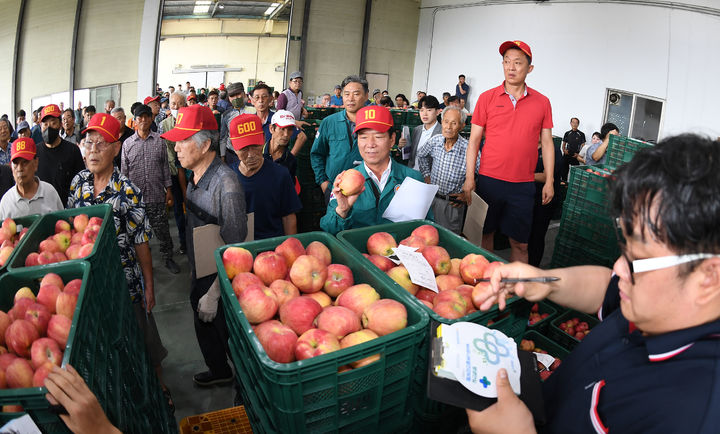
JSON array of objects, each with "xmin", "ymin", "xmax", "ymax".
[{"xmin": 194, "ymin": 0, "xmax": 211, "ymax": 14}]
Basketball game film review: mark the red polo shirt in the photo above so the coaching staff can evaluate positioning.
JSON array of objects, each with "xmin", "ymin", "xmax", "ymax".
[{"xmin": 472, "ymin": 82, "xmax": 553, "ymax": 182}]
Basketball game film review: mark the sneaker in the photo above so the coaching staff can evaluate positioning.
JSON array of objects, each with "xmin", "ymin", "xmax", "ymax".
[
  {"xmin": 193, "ymin": 370, "xmax": 234, "ymax": 387},
  {"xmin": 165, "ymin": 259, "xmax": 180, "ymax": 274}
]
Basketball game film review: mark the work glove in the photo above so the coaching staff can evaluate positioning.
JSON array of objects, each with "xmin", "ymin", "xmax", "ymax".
[{"xmin": 198, "ymin": 278, "xmax": 220, "ymax": 322}]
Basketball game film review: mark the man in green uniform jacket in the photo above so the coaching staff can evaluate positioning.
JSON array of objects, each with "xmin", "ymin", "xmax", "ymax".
[{"xmin": 321, "ymin": 105, "xmax": 431, "ymax": 235}]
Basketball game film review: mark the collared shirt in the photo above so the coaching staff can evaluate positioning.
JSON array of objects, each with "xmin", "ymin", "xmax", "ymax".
[
  {"xmin": 36, "ymin": 138, "xmax": 85, "ymax": 208},
  {"xmin": 542, "ymin": 275, "xmax": 720, "ymax": 432},
  {"xmin": 563, "ymin": 129, "xmax": 586, "ymax": 155},
  {"xmin": 263, "ymin": 139, "xmax": 297, "ymax": 179},
  {"xmin": 60, "ymin": 128, "xmax": 80, "ymax": 145},
  {"xmin": 185, "ymin": 157, "xmax": 247, "ymax": 272},
  {"xmin": 67, "ymin": 169, "xmax": 152, "ymax": 303},
  {"xmin": 418, "ymin": 134, "xmax": 479, "ymax": 195},
  {"xmin": 0, "ymin": 178, "xmax": 63, "ymax": 220},
  {"xmin": 330, "ymin": 95, "xmax": 343, "ymax": 106},
  {"xmin": 219, "ymin": 106, "xmax": 256, "ymax": 157},
  {"xmin": 310, "ymin": 109, "xmax": 362, "ymax": 185},
  {"xmin": 121, "ymin": 131, "xmax": 171, "ymax": 204},
  {"xmin": 364, "ymin": 158, "xmax": 392, "ymax": 192},
  {"xmin": 0, "ymin": 144, "xmax": 10, "ymax": 165},
  {"xmin": 472, "ymin": 82, "xmax": 553, "ymax": 182},
  {"xmin": 414, "ymin": 121, "xmax": 439, "ymax": 169},
  {"xmin": 504, "ymin": 85, "xmax": 528, "ymax": 108},
  {"xmin": 455, "ymin": 82, "xmax": 469, "ymax": 100},
  {"xmin": 585, "ymin": 141, "xmax": 607, "ymax": 166}
]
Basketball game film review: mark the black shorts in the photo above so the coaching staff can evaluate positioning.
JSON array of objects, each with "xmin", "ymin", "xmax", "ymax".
[{"xmin": 476, "ymin": 174, "xmax": 535, "ymax": 243}]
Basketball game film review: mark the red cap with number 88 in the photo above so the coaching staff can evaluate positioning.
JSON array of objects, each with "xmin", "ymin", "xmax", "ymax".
[{"xmin": 82, "ymin": 113, "xmax": 121, "ymax": 143}]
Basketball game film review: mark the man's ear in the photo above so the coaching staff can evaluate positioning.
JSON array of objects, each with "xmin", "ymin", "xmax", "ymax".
[
  {"xmin": 528, "ymin": 64, "xmax": 534, "ymax": 74},
  {"xmin": 693, "ymin": 257, "xmax": 720, "ymax": 306}
]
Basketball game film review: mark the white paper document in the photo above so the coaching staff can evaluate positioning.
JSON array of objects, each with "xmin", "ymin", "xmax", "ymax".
[
  {"xmin": 382, "ymin": 177, "xmax": 438, "ymax": 222},
  {"xmin": 392, "ymin": 245, "xmax": 439, "ymax": 292}
]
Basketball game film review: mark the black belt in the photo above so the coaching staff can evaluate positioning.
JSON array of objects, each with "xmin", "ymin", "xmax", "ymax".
[{"xmin": 435, "ymin": 192, "xmax": 455, "ymax": 201}]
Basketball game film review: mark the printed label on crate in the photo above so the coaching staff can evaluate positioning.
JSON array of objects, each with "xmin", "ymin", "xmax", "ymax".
[
  {"xmin": 392, "ymin": 245, "xmax": 438, "ymax": 292},
  {"xmin": 534, "ymin": 352, "xmax": 556, "ymax": 370},
  {"xmin": 435, "ymin": 322, "xmax": 521, "ymax": 397}
]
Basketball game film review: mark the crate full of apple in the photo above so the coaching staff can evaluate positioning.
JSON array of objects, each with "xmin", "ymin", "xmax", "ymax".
[
  {"xmin": 520, "ymin": 331, "xmax": 568, "ymax": 381},
  {"xmin": 0, "ymin": 215, "xmax": 41, "ymax": 269},
  {"xmin": 215, "ymin": 232, "xmax": 427, "ymax": 433}
]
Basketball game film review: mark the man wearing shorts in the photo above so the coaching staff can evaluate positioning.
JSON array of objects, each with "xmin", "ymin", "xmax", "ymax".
[{"xmin": 463, "ymin": 40, "xmax": 554, "ymax": 263}]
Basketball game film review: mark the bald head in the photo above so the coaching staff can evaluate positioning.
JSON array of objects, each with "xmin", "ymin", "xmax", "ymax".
[{"xmin": 170, "ymin": 92, "xmax": 187, "ymax": 110}]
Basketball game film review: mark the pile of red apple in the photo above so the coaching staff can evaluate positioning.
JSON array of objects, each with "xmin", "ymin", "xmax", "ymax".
[
  {"xmin": 24, "ymin": 214, "xmax": 103, "ymax": 267},
  {"xmin": 222, "ymin": 238, "xmax": 408, "ymax": 366},
  {"xmin": 519, "ymin": 339, "xmax": 561, "ymax": 380},
  {"xmin": 528, "ymin": 303, "xmax": 550, "ymax": 326},
  {"xmin": 361, "ymin": 225, "xmax": 510, "ymax": 320},
  {"xmin": 584, "ymin": 167, "xmax": 614, "ymax": 178},
  {"xmin": 557, "ymin": 317, "xmax": 591, "ymax": 341},
  {"xmin": 0, "ymin": 218, "xmax": 30, "ymax": 267},
  {"xmin": 0, "ymin": 273, "xmax": 79, "ymax": 391}
]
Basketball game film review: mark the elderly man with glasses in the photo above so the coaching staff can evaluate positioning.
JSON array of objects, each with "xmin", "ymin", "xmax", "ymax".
[{"xmin": 467, "ymin": 134, "xmax": 720, "ymax": 433}]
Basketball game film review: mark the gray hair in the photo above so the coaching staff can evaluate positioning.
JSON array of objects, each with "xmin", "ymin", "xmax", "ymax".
[
  {"xmin": 441, "ymin": 106, "xmax": 467, "ymax": 125},
  {"xmin": 341, "ymin": 75, "xmax": 369, "ymax": 93},
  {"xmin": 191, "ymin": 129, "xmax": 219, "ymax": 153},
  {"xmin": 110, "ymin": 107, "xmax": 124, "ymax": 115}
]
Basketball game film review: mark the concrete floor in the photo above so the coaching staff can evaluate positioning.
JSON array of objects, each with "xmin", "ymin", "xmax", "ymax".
[{"xmin": 148, "ymin": 215, "xmax": 560, "ymax": 429}]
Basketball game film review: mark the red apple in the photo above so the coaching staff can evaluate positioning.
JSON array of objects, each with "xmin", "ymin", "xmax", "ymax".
[
  {"xmin": 56, "ymin": 292, "xmax": 78, "ymax": 319},
  {"xmin": 0, "ymin": 312, "xmax": 10, "ymax": 345},
  {"xmin": 63, "ymin": 279, "xmax": 82, "ymax": 297},
  {"xmin": 65, "ymin": 244, "xmax": 81, "ymax": 260},
  {"xmin": 422, "ymin": 246, "xmax": 451, "ymax": 275},
  {"xmin": 416, "ymin": 288, "xmax": 437, "ymax": 304},
  {"xmin": 24, "ymin": 252, "xmax": 40, "ymax": 267},
  {"xmin": 32, "ymin": 362, "xmax": 54, "ymax": 388},
  {"xmin": 72, "ymin": 214, "xmax": 89, "ymax": 233},
  {"xmin": 237, "ymin": 284, "xmax": 278, "ymax": 324},
  {"xmin": 366, "ymin": 232, "xmax": 397, "ymax": 256},
  {"xmin": 456, "ymin": 285, "xmax": 476, "ymax": 314},
  {"xmin": 14, "ymin": 287, "xmax": 36, "ymax": 304},
  {"xmin": 254, "ymin": 320, "xmax": 298, "ymax": 363},
  {"xmin": 314, "ymin": 306, "xmax": 361, "ymax": 339},
  {"xmin": 1, "ymin": 218, "xmax": 17, "ymax": 239},
  {"xmin": 294, "ymin": 328, "xmax": 340, "ymax": 361},
  {"xmin": 0, "ymin": 353, "xmax": 18, "ymax": 371},
  {"xmin": 0, "ymin": 246, "xmax": 13, "ymax": 266},
  {"xmin": 303, "ymin": 292, "xmax": 331, "ymax": 308},
  {"xmin": 459, "ymin": 253, "xmax": 490, "ymax": 284},
  {"xmin": 367, "ymin": 254, "xmax": 394, "ymax": 272},
  {"xmin": 289, "ymin": 255, "xmax": 327, "ymax": 294},
  {"xmin": 340, "ymin": 329, "xmax": 380, "ymax": 368},
  {"xmin": 436, "ymin": 274, "xmax": 463, "ymax": 292},
  {"xmin": 24, "ymin": 303, "xmax": 52, "ymax": 335},
  {"xmin": 55, "ymin": 219, "xmax": 71, "ymax": 234},
  {"xmin": 222, "ymin": 246, "xmax": 254, "ymax": 279},
  {"xmin": 37, "ymin": 251, "xmax": 56, "ymax": 265},
  {"xmin": 305, "ymin": 241, "xmax": 331, "ymax": 266},
  {"xmin": 411, "ymin": 224, "xmax": 439, "ymax": 246},
  {"xmin": 268, "ymin": 279, "xmax": 299, "ymax": 306},
  {"xmin": 335, "ymin": 284, "xmax": 380, "ymax": 317},
  {"xmin": 448, "ymin": 258, "xmax": 462, "ymax": 277},
  {"xmin": 47, "ymin": 315, "xmax": 72, "ymax": 348},
  {"xmin": 87, "ymin": 216, "xmax": 103, "ymax": 228},
  {"xmin": 37, "ymin": 284, "xmax": 62, "ymax": 314},
  {"xmin": 232, "ymin": 272, "xmax": 264, "ymax": 298},
  {"xmin": 386, "ymin": 266, "xmax": 419, "ymax": 295},
  {"xmin": 6, "ymin": 358, "xmax": 33, "ymax": 389},
  {"xmin": 70, "ymin": 232, "xmax": 83, "ymax": 245},
  {"xmin": 53, "ymin": 232, "xmax": 70, "ymax": 254},
  {"xmin": 336, "ymin": 169, "xmax": 365, "ymax": 196},
  {"xmin": 399, "ymin": 235, "xmax": 426, "ymax": 253},
  {"xmin": 39, "ymin": 239, "xmax": 61, "ymax": 253},
  {"xmin": 362, "ymin": 299, "xmax": 407, "ymax": 336},
  {"xmin": 323, "ymin": 264, "xmax": 354, "ymax": 298},
  {"xmin": 81, "ymin": 228, "xmax": 98, "ymax": 245},
  {"xmin": 40, "ymin": 273, "xmax": 65, "ymax": 291},
  {"xmin": 30, "ymin": 337, "xmax": 62, "ymax": 369},
  {"xmin": 5, "ymin": 319, "xmax": 40, "ymax": 357},
  {"xmin": 9, "ymin": 298, "xmax": 34, "ymax": 322},
  {"xmin": 253, "ymin": 251, "xmax": 288, "ymax": 286},
  {"xmin": 279, "ymin": 296, "xmax": 323, "ymax": 336},
  {"xmin": 274, "ymin": 237, "xmax": 305, "ymax": 268}
]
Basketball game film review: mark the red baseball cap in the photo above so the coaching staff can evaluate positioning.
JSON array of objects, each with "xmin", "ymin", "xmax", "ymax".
[
  {"xmin": 144, "ymin": 95, "xmax": 160, "ymax": 105},
  {"xmin": 160, "ymin": 104, "xmax": 218, "ymax": 142},
  {"xmin": 40, "ymin": 104, "xmax": 62, "ymax": 122},
  {"xmin": 353, "ymin": 105, "xmax": 393, "ymax": 133},
  {"xmin": 499, "ymin": 40, "xmax": 532, "ymax": 61},
  {"xmin": 11, "ymin": 137, "xmax": 36, "ymax": 161},
  {"xmin": 82, "ymin": 113, "xmax": 121, "ymax": 143},
  {"xmin": 219, "ymin": 84, "xmax": 226, "ymax": 91},
  {"xmin": 229, "ymin": 114, "xmax": 264, "ymax": 150}
]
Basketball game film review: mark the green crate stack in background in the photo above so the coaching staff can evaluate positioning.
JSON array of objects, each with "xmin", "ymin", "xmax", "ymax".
[
  {"xmin": 295, "ymin": 119, "xmax": 325, "ymax": 233},
  {"xmin": 0, "ymin": 214, "xmax": 40, "ymax": 275},
  {"xmin": 1, "ymin": 205, "xmax": 175, "ymax": 433},
  {"xmin": 336, "ymin": 220, "xmax": 531, "ymax": 426},
  {"xmin": 605, "ymin": 135, "xmax": 653, "ymax": 170},
  {"xmin": 304, "ymin": 107, "xmax": 336, "ymax": 120},
  {"xmin": 215, "ymin": 232, "xmax": 429, "ymax": 434}
]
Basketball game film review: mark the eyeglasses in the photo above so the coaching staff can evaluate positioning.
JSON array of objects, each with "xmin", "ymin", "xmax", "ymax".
[
  {"xmin": 613, "ymin": 217, "xmax": 719, "ymax": 284},
  {"xmin": 82, "ymin": 140, "xmax": 113, "ymax": 152}
]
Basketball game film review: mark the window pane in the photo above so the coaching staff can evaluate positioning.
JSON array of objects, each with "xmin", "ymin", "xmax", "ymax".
[
  {"xmin": 631, "ymin": 97, "xmax": 662, "ymax": 142},
  {"xmin": 606, "ymin": 91, "xmax": 632, "ymax": 136}
]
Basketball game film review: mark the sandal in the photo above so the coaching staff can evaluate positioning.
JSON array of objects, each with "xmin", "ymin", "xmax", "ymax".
[{"xmin": 162, "ymin": 386, "xmax": 175, "ymax": 414}]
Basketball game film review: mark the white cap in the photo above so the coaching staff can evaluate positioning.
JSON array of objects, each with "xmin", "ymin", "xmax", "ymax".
[{"xmin": 272, "ymin": 110, "xmax": 296, "ymax": 128}]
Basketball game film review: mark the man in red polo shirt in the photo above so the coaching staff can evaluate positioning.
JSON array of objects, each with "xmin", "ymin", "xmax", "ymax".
[{"xmin": 463, "ymin": 40, "xmax": 554, "ymax": 263}]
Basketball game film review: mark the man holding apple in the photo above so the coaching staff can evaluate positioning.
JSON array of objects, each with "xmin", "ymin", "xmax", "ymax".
[
  {"xmin": 320, "ymin": 105, "xmax": 428, "ymax": 235},
  {"xmin": 469, "ymin": 134, "xmax": 720, "ymax": 433}
]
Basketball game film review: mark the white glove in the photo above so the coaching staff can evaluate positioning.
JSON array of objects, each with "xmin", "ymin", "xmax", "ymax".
[{"xmin": 197, "ymin": 278, "xmax": 221, "ymax": 322}]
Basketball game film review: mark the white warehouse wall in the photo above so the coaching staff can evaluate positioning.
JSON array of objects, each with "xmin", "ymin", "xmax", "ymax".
[{"xmin": 412, "ymin": 1, "xmax": 720, "ymax": 139}]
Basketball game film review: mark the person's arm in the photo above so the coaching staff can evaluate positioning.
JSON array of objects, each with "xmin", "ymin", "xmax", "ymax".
[
  {"xmin": 219, "ymin": 177, "xmax": 248, "ymax": 244},
  {"xmin": 462, "ymin": 124, "xmax": 484, "ymax": 204},
  {"xmin": 282, "ymin": 213, "xmax": 297, "ymax": 235},
  {"xmin": 534, "ymin": 172, "xmax": 546, "ymax": 183},
  {"xmin": 291, "ymin": 131, "xmax": 307, "ymax": 156},
  {"xmin": 540, "ymin": 128, "xmax": 555, "ymax": 205},
  {"xmin": 178, "ymin": 167, "xmax": 188, "ymax": 201},
  {"xmin": 276, "ymin": 93, "xmax": 288, "ymax": 110},
  {"xmin": 219, "ymin": 113, "xmax": 229, "ymax": 159},
  {"xmin": 310, "ymin": 123, "xmax": 330, "ymax": 192},
  {"xmin": 465, "ymin": 368, "xmax": 536, "ymax": 434},
  {"xmin": 474, "ymin": 261, "xmax": 612, "ymax": 314},
  {"xmin": 459, "ymin": 83, "xmax": 467, "ymax": 95},
  {"xmin": 120, "ymin": 141, "xmax": 129, "ymax": 177},
  {"xmin": 561, "ymin": 140, "xmax": 569, "ymax": 155},
  {"xmin": 134, "ymin": 241, "xmax": 154, "ymax": 312},
  {"xmin": 160, "ymin": 141, "xmax": 172, "ymax": 205},
  {"xmin": 592, "ymin": 140, "xmax": 609, "ymax": 161},
  {"xmin": 417, "ymin": 139, "xmax": 433, "ymax": 180},
  {"xmin": 44, "ymin": 365, "xmax": 121, "ymax": 434}
]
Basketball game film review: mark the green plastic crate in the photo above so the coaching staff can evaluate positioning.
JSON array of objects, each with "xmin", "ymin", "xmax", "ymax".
[
  {"xmin": 605, "ymin": 135, "xmax": 653, "ymax": 170},
  {"xmin": 548, "ymin": 309, "xmax": 600, "ymax": 351},
  {"xmin": 336, "ymin": 220, "xmax": 530, "ymax": 420},
  {"xmin": 405, "ymin": 110, "xmax": 421, "ymax": 126},
  {"xmin": 215, "ymin": 232, "xmax": 429, "ymax": 434},
  {"xmin": 390, "ymin": 109, "xmax": 406, "ymax": 127},
  {"xmin": 0, "ymin": 214, "xmax": 41, "ymax": 274},
  {"xmin": 523, "ymin": 330, "xmax": 569, "ymax": 381},
  {"xmin": 7, "ymin": 205, "xmax": 113, "ymax": 272},
  {"xmin": 305, "ymin": 107, "xmax": 336, "ymax": 120},
  {"xmin": 565, "ymin": 165, "xmax": 613, "ymax": 207},
  {"xmin": 526, "ymin": 301, "xmax": 558, "ymax": 334}
]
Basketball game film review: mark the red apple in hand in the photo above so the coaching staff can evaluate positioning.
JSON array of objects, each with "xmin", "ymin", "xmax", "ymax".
[{"xmin": 336, "ymin": 169, "xmax": 365, "ymax": 196}]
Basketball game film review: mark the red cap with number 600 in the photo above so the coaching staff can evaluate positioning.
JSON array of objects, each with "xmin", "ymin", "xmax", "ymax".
[
  {"xmin": 82, "ymin": 113, "xmax": 121, "ymax": 143},
  {"xmin": 229, "ymin": 114, "xmax": 264, "ymax": 150}
]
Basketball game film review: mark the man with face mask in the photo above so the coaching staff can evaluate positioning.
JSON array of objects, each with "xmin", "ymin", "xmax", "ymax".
[
  {"xmin": 219, "ymin": 82, "xmax": 255, "ymax": 176},
  {"xmin": 35, "ymin": 104, "xmax": 85, "ymax": 207},
  {"xmin": 160, "ymin": 92, "xmax": 189, "ymax": 254},
  {"xmin": 230, "ymin": 114, "xmax": 301, "ymax": 239}
]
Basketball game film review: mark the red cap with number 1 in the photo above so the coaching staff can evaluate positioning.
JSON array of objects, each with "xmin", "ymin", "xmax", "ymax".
[{"xmin": 82, "ymin": 113, "xmax": 121, "ymax": 143}]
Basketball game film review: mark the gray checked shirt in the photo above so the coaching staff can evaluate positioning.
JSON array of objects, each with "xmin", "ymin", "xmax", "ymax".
[{"xmin": 121, "ymin": 130, "xmax": 171, "ymax": 204}]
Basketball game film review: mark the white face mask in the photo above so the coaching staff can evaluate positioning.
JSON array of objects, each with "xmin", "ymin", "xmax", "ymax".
[{"xmin": 171, "ymin": 109, "xmax": 179, "ymax": 118}]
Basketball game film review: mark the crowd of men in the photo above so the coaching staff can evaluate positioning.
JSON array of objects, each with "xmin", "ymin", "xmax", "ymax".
[{"xmin": 1, "ymin": 38, "xmax": 717, "ymax": 433}]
